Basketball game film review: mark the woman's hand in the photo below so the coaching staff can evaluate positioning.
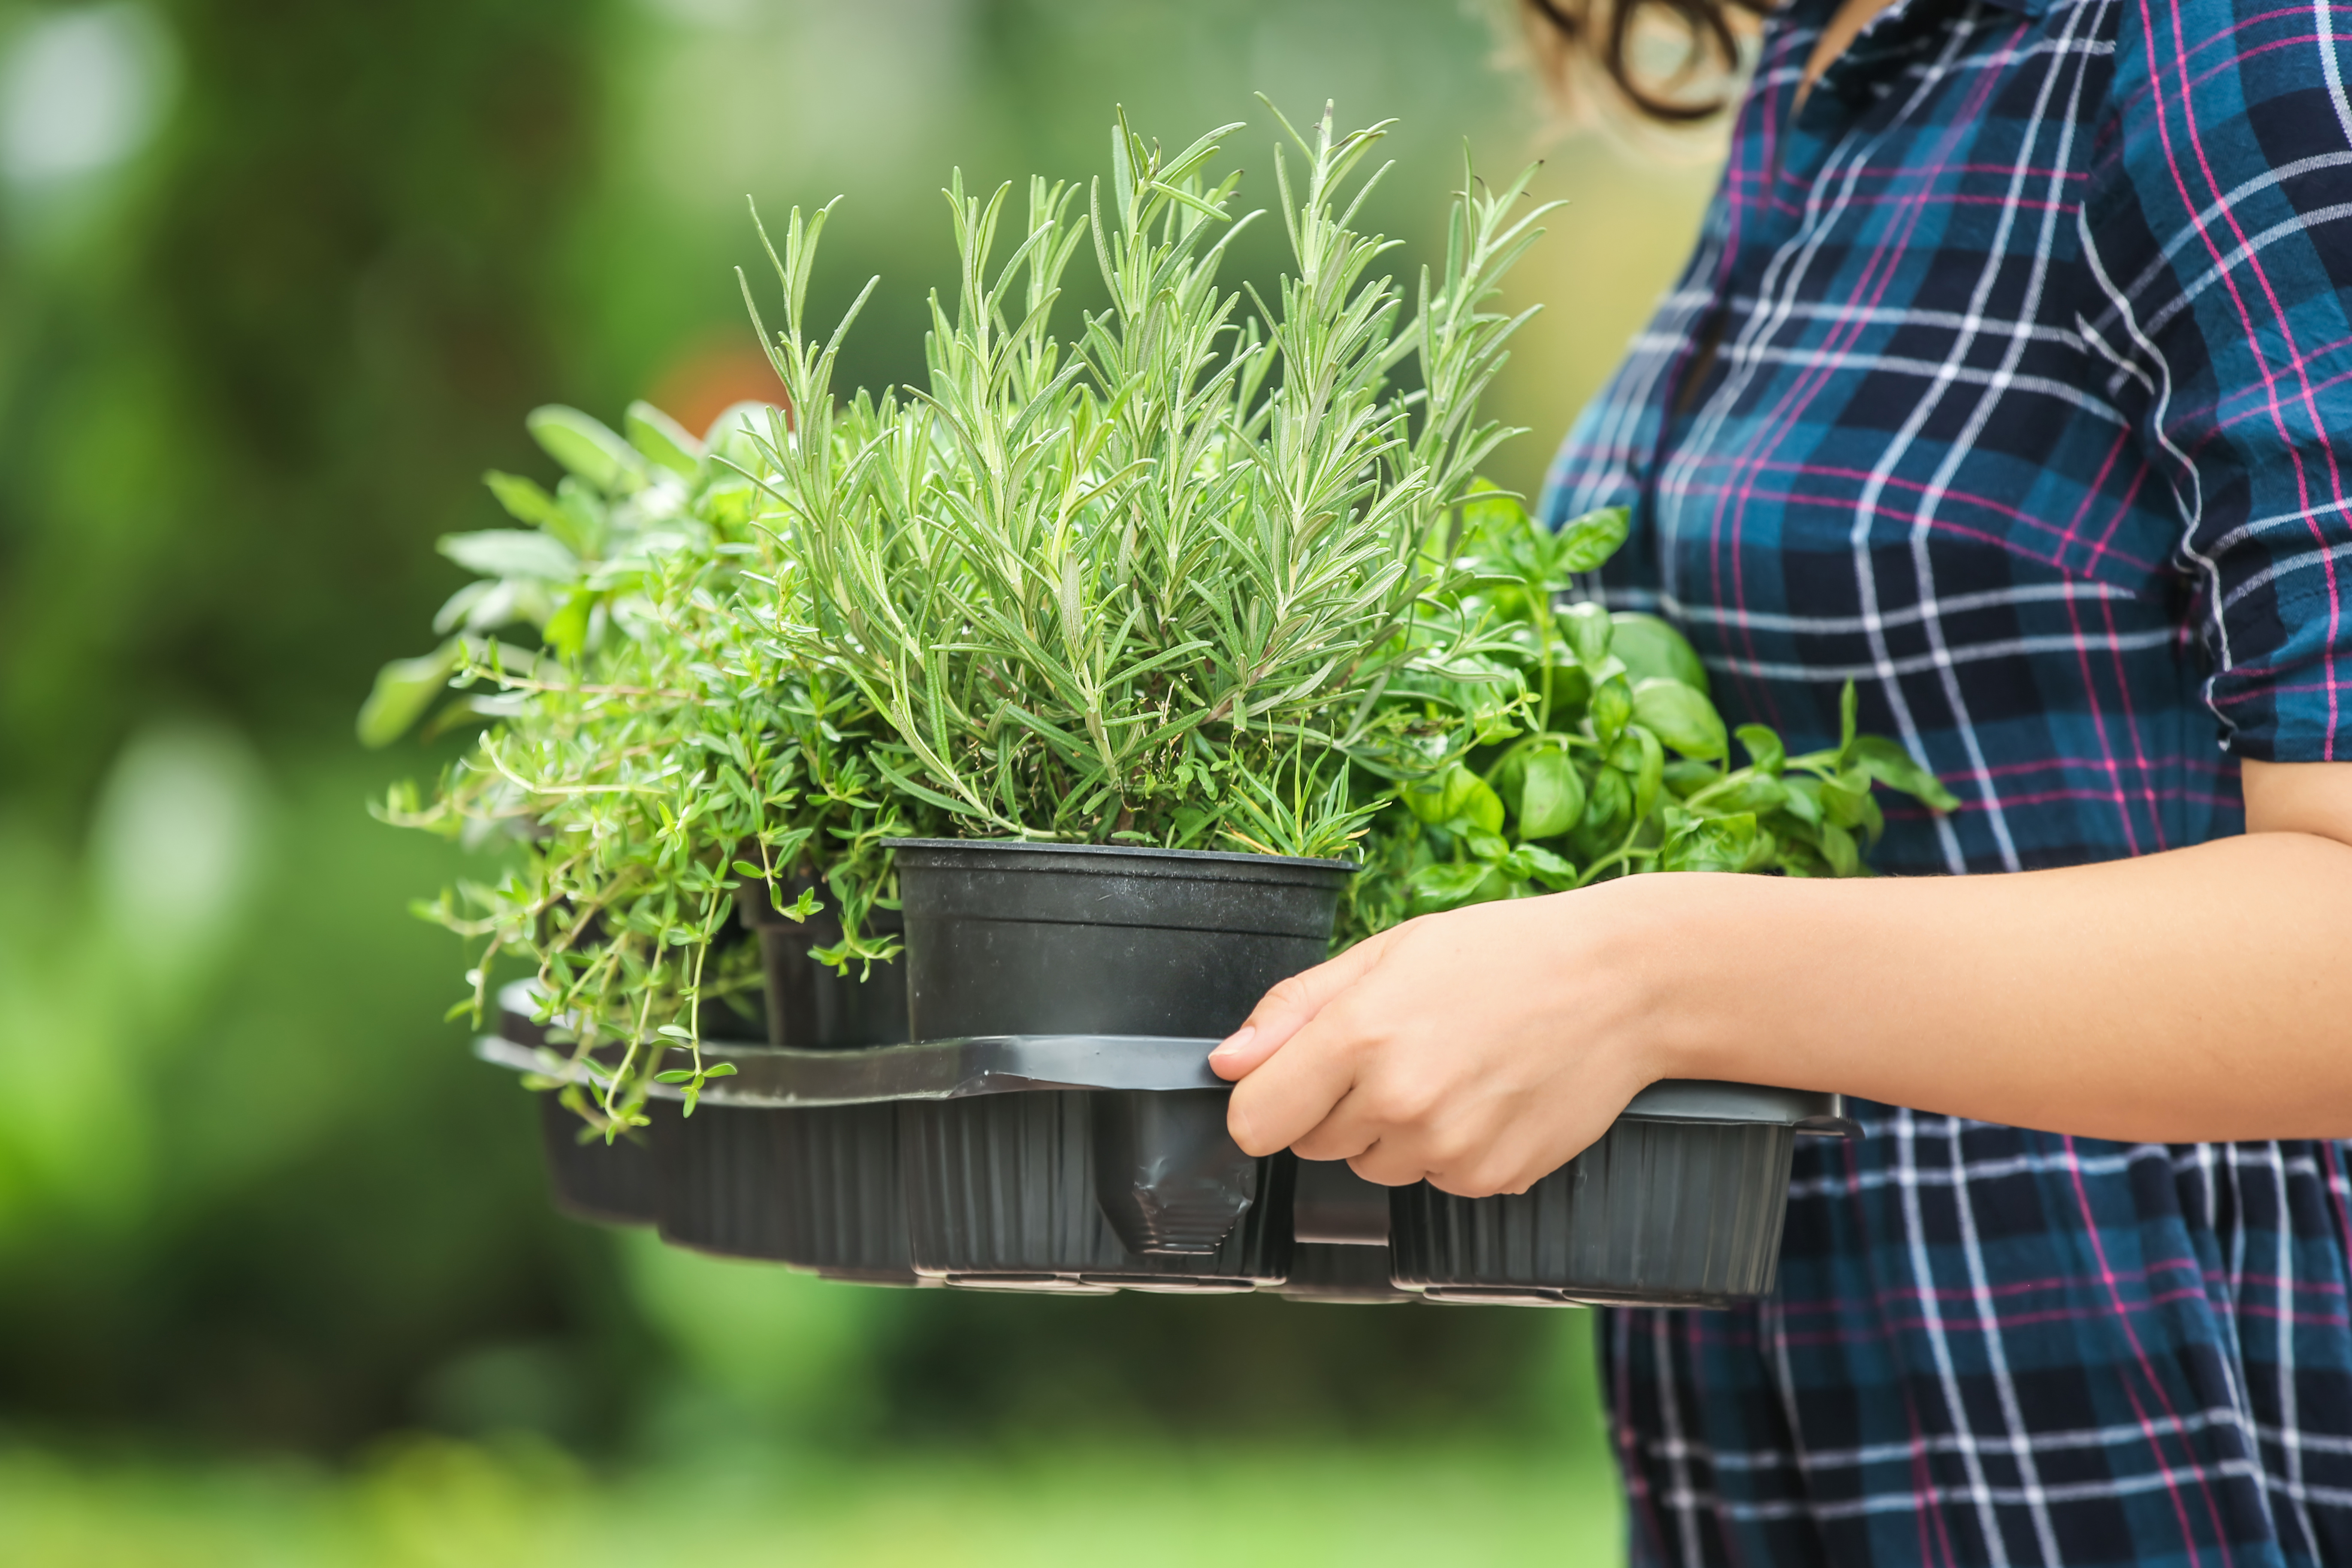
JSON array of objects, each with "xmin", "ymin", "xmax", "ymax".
[{"xmin": 1208, "ymin": 877, "xmax": 1703, "ymax": 1197}]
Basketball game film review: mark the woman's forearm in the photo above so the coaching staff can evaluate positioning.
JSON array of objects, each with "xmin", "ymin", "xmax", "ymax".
[{"xmin": 1654, "ymin": 828, "xmax": 2352, "ymax": 1142}]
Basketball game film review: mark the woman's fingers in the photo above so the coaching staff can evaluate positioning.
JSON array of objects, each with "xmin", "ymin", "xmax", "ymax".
[
  {"xmin": 1206, "ymin": 923, "xmax": 1397, "ymax": 1081},
  {"xmin": 1223, "ymin": 994, "xmax": 1380, "ymax": 1156}
]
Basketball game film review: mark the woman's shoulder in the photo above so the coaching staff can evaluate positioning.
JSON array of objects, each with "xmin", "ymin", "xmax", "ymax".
[{"xmin": 2093, "ymin": 0, "xmax": 2347, "ymax": 126}]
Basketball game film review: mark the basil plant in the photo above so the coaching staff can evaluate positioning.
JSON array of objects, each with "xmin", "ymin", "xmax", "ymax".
[{"xmin": 1340, "ymin": 490, "xmax": 1961, "ymax": 937}]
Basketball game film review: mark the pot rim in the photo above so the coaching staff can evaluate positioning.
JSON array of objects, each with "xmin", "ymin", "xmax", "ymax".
[{"xmin": 881, "ymin": 836, "xmax": 1356, "ymax": 874}]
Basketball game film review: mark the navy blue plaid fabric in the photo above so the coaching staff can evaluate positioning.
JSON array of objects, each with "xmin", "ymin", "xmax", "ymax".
[{"xmin": 1537, "ymin": 0, "xmax": 2352, "ymax": 1557}]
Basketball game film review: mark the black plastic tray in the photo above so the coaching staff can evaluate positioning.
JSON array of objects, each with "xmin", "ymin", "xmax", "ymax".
[
  {"xmin": 1389, "ymin": 1091, "xmax": 1852, "ymax": 1309},
  {"xmin": 486, "ymin": 973, "xmax": 1853, "ymax": 1306}
]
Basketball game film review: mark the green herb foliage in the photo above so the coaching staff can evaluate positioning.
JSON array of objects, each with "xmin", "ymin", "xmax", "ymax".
[
  {"xmin": 368, "ymin": 403, "xmax": 918, "ymax": 1135},
  {"xmin": 745, "ymin": 105, "xmax": 1559, "ymax": 857},
  {"xmin": 1338, "ymin": 489, "xmax": 1963, "ymax": 938}
]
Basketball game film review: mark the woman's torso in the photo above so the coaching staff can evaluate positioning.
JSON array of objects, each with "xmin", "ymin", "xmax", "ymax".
[{"xmin": 1540, "ymin": 0, "xmax": 2352, "ymax": 1559}]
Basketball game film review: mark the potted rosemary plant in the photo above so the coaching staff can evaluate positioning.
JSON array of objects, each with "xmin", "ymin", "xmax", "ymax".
[{"xmin": 745, "ymin": 104, "xmax": 1551, "ymax": 1290}]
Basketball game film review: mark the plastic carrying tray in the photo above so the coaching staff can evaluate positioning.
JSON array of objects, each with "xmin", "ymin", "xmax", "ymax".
[
  {"xmin": 653, "ymin": 885, "xmax": 916, "ymax": 1283},
  {"xmin": 1389, "ymin": 1080, "xmax": 1857, "ymax": 1308}
]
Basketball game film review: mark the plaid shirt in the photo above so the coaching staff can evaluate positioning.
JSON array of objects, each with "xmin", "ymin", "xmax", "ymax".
[{"xmin": 1539, "ymin": 0, "xmax": 2352, "ymax": 1558}]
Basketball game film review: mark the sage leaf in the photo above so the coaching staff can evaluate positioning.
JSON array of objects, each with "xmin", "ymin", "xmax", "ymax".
[
  {"xmin": 438, "ymin": 529, "xmax": 580, "ymax": 583},
  {"xmin": 625, "ymin": 399, "xmax": 703, "ymax": 478},
  {"xmin": 528, "ymin": 405, "xmax": 644, "ymax": 494},
  {"xmin": 358, "ymin": 639, "xmax": 463, "ymax": 748}
]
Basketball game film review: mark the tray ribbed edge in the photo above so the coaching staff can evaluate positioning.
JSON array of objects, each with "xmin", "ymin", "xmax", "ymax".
[{"xmin": 1389, "ymin": 1119, "xmax": 1798, "ymax": 1308}]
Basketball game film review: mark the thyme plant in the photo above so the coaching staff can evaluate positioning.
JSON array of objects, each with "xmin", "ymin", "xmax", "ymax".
[
  {"xmin": 368, "ymin": 402, "xmax": 915, "ymax": 1136},
  {"xmin": 747, "ymin": 106, "xmax": 1559, "ymax": 856}
]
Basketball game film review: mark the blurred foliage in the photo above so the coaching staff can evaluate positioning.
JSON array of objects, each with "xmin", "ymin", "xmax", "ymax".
[
  {"xmin": 3, "ymin": 1434, "xmax": 1621, "ymax": 1566},
  {"xmin": 0, "ymin": 0, "xmax": 1709, "ymax": 1510}
]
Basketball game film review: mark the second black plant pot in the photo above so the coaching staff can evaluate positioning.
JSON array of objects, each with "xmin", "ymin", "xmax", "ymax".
[
  {"xmin": 1389, "ymin": 1116, "xmax": 1799, "ymax": 1308},
  {"xmin": 654, "ymin": 881, "xmax": 918, "ymax": 1283},
  {"xmin": 501, "ymin": 988, "xmax": 668, "ymax": 1229},
  {"xmin": 888, "ymin": 840, "xmax": 1350, "ymax": 1291}
]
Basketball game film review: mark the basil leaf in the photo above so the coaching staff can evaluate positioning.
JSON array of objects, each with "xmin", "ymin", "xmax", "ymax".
[
  {"xmin": 1735, "ymin": 724, "xmax": 1785, "ymax": 775},
  {"xmin": 1563, "ymin": 601, "xmax": 1613, "ymax": 667},
  {"xmin": 1778, "ymin": 774, "xmax": 1824, "ymax": 826},
  {"xmin": 1817, "ymin": 819, "xmax": 1860, "ymax": 877},
  {"xmin": 1517, "ymin": 748, "xmax": 1586, "ymax": 839},
  {"xmin": 1582, "ymin": 764, "xmax": 1630, "ymax": 831},
  {"xmin": 1409, "ymin": 861, "xmax": 1503, "ymax": 910},
  {"xmin": 1662, "ymin": 811, "xmax": 1760, "ymax": 873},
  {"xmin": 1589, "ymin": 676, "xmax": 1633, "ymax": 745},
  {"xmin": 1555, "ymin": 506, "xmax": 1631, "ymax": 574},
  {"xmin": 1851, "ymin": 734, "xmax": 1962, "ymax": 812},
  {"xmin": 1631, "ymin": 677, "xmax": 1727, "ymax": 761},
  {"xmin": 1609, "ymin": 613, "xmax": 1709, "ymax": 693}
]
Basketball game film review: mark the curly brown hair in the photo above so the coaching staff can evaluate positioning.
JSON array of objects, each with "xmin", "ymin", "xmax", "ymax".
[{"xmin": 1520, "ymin": 0, "xmax": 1772, "ymax": 122}]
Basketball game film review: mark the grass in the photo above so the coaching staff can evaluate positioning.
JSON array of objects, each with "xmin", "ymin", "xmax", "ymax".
[{"xmin": 1, "ymin": 1435, "xmax": 1624, "ymax": 1568}]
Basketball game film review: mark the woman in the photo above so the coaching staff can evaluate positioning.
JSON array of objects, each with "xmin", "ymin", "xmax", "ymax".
[{"xmin": 1211, "ymin": 0, "xmax": 2352, "ymax": 1561}]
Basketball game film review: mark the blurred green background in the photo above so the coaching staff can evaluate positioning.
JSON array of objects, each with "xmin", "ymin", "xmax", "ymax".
[{"xmin": 0, "ymin": 0, "xmax": 1715, "ymax": 1560}]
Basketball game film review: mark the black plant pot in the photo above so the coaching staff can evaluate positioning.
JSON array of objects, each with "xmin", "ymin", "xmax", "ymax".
[
  {"xmin": 1389, "ymin": 1112, "xmax": 1800, "ymax": 1308},
  {"xmin": 502, "ymin": 987, "xmax": 664, "ymax": 1228},
  {"xmin": 537, "ymin": 1094, "xmax": 665, "ymax": 1228},
  {"xmin": 734, "ymin": 879, "xmax": 909, "ymax": 1053},
  {"xmin": 655, "ymin": 882, "xmax": 918, "ymax": 1282},
  {"xmin": 888, "ymin": 840, "xmax": 1350, "ymax": 1291}
]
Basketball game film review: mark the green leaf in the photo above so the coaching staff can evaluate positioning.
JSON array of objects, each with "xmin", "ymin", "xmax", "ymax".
[
  {"xmin": 1582, "ymin": 764, "xmax": 1630, "ymax": 831},
  {"xmin": 527, "ymin": 405, "xmax": 643, "ymax": 494},
  {"xmin": 1402, "ymin": 762, "xmax": 1501, "ymax": 832},
  {"xmin": 1562, "ymin": 601, "xmax": 1612, "ymax": 667},
  {"xmin": 1629, "ymin": 727, "xmax": 1665, "ymax": 820},
  {"xmin": 653, "ymin": 1068, "xmax": 696, "ymax": 1083},
  {"xmin": 702, "ymin": 1063, "xmax": 739, "ymax": 1078},
  {"xmin": 1778, "ymin": 774, "xmax": 1824, "ymax": 826},
  {"xmin": 1554, "ymin": 506, "xmax": 1630, "ymax": 574},
  {"xmin": 1735, "ymin": 724, "xmax": 1785, "ymax": 775},
  {"xmin": 1462, "ymin": 827, "xmax": 1511, "ymax": 862},
  {"xmin": 1516, "ymin": 749, "xmax": 1585, "ymax": 839},
  {"xmin": 1589, "ymin": 675, "xmax": 1633, "ymax": 745},
  {"xmin": 542, "ymin": 591, "xmax": 595, "ymax": 659},
  {"xmin": 437, "ymin": 529, "xmax": 580, "ymax": 582},
  {"xmin": 483, "ymin": 470, "xmax": 566, "ymax": 530},
  {"xmin": 1609, "ymin": 613, "xmax": 1709, "ymax": 693},
  {"xmin": 625, "ymin": 399, "xmax": 703, "ymax": 478},
  {"xmin": 1701, "ymin": 773, "xmax": 1786, "ymax": 814},
  {"xmin": 1839, "ymin": 679, "xmax": 1860, "ymax": 756},
  {"xmin": 1851, "ymin": 734, "xmax": 1961, "ymax": 811},
  {"xmin": 357, "ymin": 639, "xmax": 463, "ymax": 748},
  {"xmin": 1514, "ymin": 843, "xmax": 1577, "ymax": 889},
  {"xmin": 1817, "ymin": 819, "xmax": 1860, "ymax": 877},
  {"xmin": 1631, "ymin": 678, "xmax": 1727, "ymax": 761},
  {"xmin": 1408, "ymin": 861, "xmax": 1506, "ymax": 910},
  {"xmin": 1661, "ymin": 811, "xmax": 1760, "ymax": 873},
  {"xmin": 1820, "ymin": 777, "xmax": 1871, "ymax": 829}
]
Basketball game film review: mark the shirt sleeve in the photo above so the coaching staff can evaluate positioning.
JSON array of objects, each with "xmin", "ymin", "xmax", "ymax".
[{"xmin": 2084, "ymin": 0, "xmax": 2352, "ymax": 762}]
